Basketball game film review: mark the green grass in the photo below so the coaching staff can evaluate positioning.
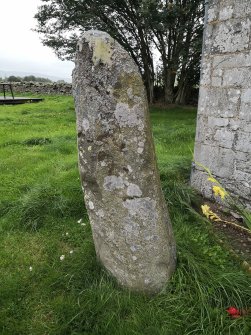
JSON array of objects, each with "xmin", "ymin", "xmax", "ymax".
[{"xmin": 0, "ymin": 96, "xmax": 250, "ymax": 335}]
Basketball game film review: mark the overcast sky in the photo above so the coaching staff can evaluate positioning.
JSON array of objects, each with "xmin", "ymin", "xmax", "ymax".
[{"xmin": 0, "ymin": 0, "xmax": 74, "ymax": 81}]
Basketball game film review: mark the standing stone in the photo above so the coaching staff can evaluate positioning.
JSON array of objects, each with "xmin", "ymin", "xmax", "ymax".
[
  {"xmin": 191, "ymin": 0, "xmax": 251, "ymax": 208},
  {"xmin": 73, "ymin": 30, "xmax": 176, "ymax": 293}
]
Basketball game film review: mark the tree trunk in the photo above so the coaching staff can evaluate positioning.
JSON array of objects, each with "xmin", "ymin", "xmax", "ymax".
[
  {"xmin": 175, "ymin": 80, "xmax": 189, "ymax": 105},
  {"xmin": 138, "ymin": 28, "xmax": 155, "ymax": 104},
  {"xmin": 143, "ymin": 67, "xmax": 154, "ymax": 104},
  {"xmin": 163, "ymin": 68, "xmax": 175, "ymax": 104}
]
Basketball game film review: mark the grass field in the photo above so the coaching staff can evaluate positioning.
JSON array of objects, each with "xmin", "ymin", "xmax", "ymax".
[{"xmin": 0, "ymin": 96, "xmax": 250, "ymax": 335}]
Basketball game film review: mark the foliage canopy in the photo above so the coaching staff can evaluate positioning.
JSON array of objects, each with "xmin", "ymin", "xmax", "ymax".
[{"xmin": 35, "ymin": 0, "xmax": 204, "ymax": 103}]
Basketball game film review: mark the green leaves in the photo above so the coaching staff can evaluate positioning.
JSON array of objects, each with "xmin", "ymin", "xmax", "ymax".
[{"xmin": 34, "ymin": 0, "xmax": 204, "ymax": 103}]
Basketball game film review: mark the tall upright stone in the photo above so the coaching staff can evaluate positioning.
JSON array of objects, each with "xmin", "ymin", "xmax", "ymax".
[
  {"xmin": 191, "ymin": 0, "xmax": 251, "ymax": 208},
  {"xmin": 73, "ymin": 30, "xmax": 176, "ymax": 293}
]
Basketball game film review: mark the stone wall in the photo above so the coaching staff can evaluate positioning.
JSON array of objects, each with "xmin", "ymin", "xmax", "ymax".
[
  {"xmin": 191, "ymin": 0, "xmax": 251, "ymax": 208},
  {"xmin": 11, "ymin": 82, "xmax": 72, "ymax": 95}
]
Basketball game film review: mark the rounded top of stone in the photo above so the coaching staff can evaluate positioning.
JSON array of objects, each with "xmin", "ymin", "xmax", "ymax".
[
  {"xmin": 74, "ymin": 29, "xmax": 140, "ymax": 77},
  {"xmin": 77, "ymin": 30, "xmax": 116, "ymax": 66},
  {"xmin": 80, "ymin": 30, "xmax": 115, "ymax": 42}
]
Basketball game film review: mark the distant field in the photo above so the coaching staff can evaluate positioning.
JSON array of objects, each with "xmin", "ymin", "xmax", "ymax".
[{"xmin": 0, "ymin": 96, "xmax": 250, "ymax": 335}]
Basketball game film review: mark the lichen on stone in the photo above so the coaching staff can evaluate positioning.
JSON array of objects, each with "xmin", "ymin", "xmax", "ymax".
[
  {"xmin": 103, "ymin": 175, "xmax": 125, "ymax": 191},
  {"xmin": 126, "ymin": 184, "xmax": 142, "ymax": 198}
]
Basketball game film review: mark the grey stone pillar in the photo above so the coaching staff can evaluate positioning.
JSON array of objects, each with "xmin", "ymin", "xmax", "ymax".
[
  {"xmin": 73, "ymin": 31, "xmax": 176, "ymax": 293},
  {"xmin": 191, "ymin": 0, "xmax": 251, "ymax": 208}
]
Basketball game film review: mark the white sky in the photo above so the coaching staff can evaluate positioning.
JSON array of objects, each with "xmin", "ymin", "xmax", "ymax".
[{"xmin": 0, "ymin": 0, "xmax": 74, "ymax": 81}]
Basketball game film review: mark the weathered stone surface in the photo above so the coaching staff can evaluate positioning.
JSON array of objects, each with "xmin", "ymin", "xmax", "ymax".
[
  {"xmin": 204, "ymin": 17, "xmax": 251, "ymax": 55},
  {"xmin": 73, "ymin": 30, "xmax": 176, "ymax": 293},
  {"xmin": 213, "ymin": 52, "xmax": 251, "ymax": 70},
  {"xmin": 191, "ymin": 0, "xmax": 251, "ymax": 209}
]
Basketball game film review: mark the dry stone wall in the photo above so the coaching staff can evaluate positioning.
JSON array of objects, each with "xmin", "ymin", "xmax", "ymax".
[
  {"xmin": 191, "ymin": 0, "xmax": 251, "ymax": 208},
  {"xmin": 11, "ymin": 82, "xmax": 72, "ymax": 95}
]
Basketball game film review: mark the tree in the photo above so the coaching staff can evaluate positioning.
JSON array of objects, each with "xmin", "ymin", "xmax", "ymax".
[
  {"xmin": 174, "ymin": 1, "xmax": 203, "ymax": 104},
  {"xmin": 35, "ymin": 0, "xmax": 155, "ymax": 103},
  {"xmin": 35, "ymin": 0, "xmax": 204, "ymax": 104},
  {"xmin": 23, "ymin": 75, "xmax": 36, "ymax": 82},
  {"xmin": 23, "ymin": 75, "xmax": 52, "ymax": 83},
  {"xmin": 7, "ymin": 76, "xmax": 22, "ymax": 82},
  {"xmin": 142, "ymin": 0, "xmax": 204, "ymax": 103}
]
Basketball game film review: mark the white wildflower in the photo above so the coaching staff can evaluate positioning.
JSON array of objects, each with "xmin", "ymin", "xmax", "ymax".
[
  {"xmin": 60, "ymin": 255, "xmax": 65, "ymax": 261},
  {"xmin": 29, "ymin": 266, "xmax": 33, "ymax": 272},
  {"xmin": 69, "ymin": 250, "xmax": 74, "ymax": 254},
  {"xmin": 77, "ymin": 218, "xmax": 82, "ymax": 224}
]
